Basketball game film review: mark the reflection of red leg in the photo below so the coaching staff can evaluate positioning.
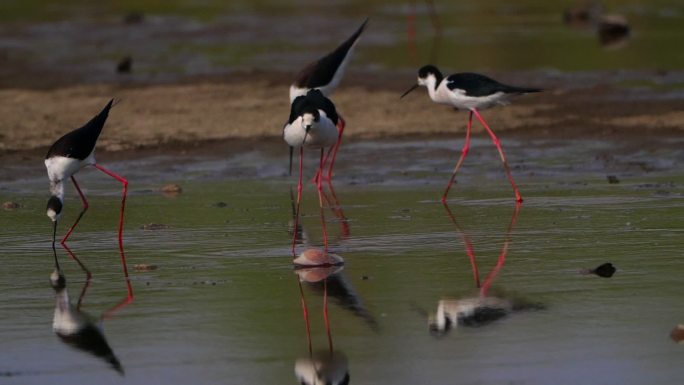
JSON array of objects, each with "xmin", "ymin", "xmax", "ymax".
[
  {"xmin": 292, "ymin": 148, "xmax": 304, "ymax": 256},
  {"xmin": 297, "ymin": 278, "xmax": 313, "ymax": 356},
  {"xmin": 320, "ymin": 181, "xmax": 350, "ymax": 239},
  {"xmin": 101, "ymin": 295, "xmax": 134, "ymax": 320},
  {"xmin": 317, "ymin": 149, "xmax": 329, "ymax": 252},
  {"xmin": 60, "ymin": 241, "xmax": 92, "ymax": 310},
  {"xmin": 442, "ymin": 201, "xmax": 480, "ymax": 288},
  {"xmin": 480, "ymin": 202, "xmax": 522, "ymax": 297},
  {"xmin": 325, "ymin": 117, "xmax": 346, "ymax": 182},
  {"xmin": 471, "ymin": 109, "xmax": 523, "ymax": 203},
  {"xmin": 93, "ymin": 164, "xmax": 132, "ymax": 298},
  {"xmin": 323, "ymin": 278, "xmax": 334, "ymax": 354},
  {"xmin": 442, "ymin": 111, "xmax": 473, "ymax": 203},
  {"xmin": 61, "ymin": 176, "xmax": 89, "ymax": 244}
]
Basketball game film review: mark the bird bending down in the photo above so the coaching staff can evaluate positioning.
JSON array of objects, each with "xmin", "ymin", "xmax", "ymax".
[
  {"xmin": 401, "ymin": 65, "xmax": 541, "ymax": 203},
  {"xmin": 284, "ymin": 89, "xmax": 343, "ymax": 256},
  {"xmin": 45, "ymin": 99, "xmax": 132, "ymax": 298},
  {"xmin": 289, "ymin": 18, "xmax": 367, "ymax": 182}
]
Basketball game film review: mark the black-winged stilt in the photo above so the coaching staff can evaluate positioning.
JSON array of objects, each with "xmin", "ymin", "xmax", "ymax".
[
  {"xmin": 401, "ymin": 65, "xmax": 541, "ymax": 203},
  {"xmin": 45, "ymin": 99, "xmax": 132, "ymax": 297},
  {"xmin": 284, "ymin": 89, "xmax": 343, "ymax": 256},
  {"xmin": 50, "ymin": 268, "xmax": 124, "ymax": 374},
  {"xmin": 289, "ymin": 18, "xmax": 367, "ymax": 183}
]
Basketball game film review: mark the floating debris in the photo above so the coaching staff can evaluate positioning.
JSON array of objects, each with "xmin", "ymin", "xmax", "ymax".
[
  {"xmin": 134, "ymin": 264, "xmax": 158, "ymax": 272},
  {"xmin": 2, "ymin": 201, "xmax": 21, "ymax": 210},
  {"xmin": 563, "ymin": 0, "xmax": 603, "ymax": 26},
  {"xmin": 671, "ymin": 324, "xmax": 684, "ymax": 344},
  {"xmin": 160, "ymin": 183, "xmax": 182, "ymax": 195},
  {"xmin": 607, "ymin": 175, "xmax": 620, "ymax": 184},
  {"xmin": 123, "ymin": 11, "xmax": 145, "ymax": 24},
  {"xmin": 598, "ymin": 14, "xmax": 630, "ymax": 48},
  {"xmin": 212, "ymin": 201, "xmax": 228, "ymax": 208},
  {"xmin": 141, "ymin": 223, "xmax": 169, "ymax": 230},
  {"xmin": 581, "ymin": 262, "xmax": 616, "ymax": 278}
]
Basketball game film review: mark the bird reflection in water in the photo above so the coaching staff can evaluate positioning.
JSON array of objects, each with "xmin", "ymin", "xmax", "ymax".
[
  {"xmin": 293, "ymin": 258, "xmax": 378, "ymax": 385},
  {"xmin": 49, "ymin": 246, "xmax": 130, "ymax": 374},
  {"xmin": 428, "ymin": 202, "xmax": 542, "ymax": 336}
]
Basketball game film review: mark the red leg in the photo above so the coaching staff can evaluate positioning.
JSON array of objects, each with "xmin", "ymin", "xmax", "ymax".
[
  {"xmin": 61, "ymin": 176, "xmax": 89, "ymax": 244},
  {"xmin": 442, "ymin": 111, "xmax": 473, "ymax": 203},
  {"xmin": 442, "ymin": 200, "xmax": 480, "ymax": 288},
  {"xmin": 323, "ymin": 278, "xmax": 334, "ymax": 354},
  {"xmin": 292, "ymin": 148, "xmax": 304, "ymax": 256},
  {"xmin": 92, "ymin": 164, "xmax": 133, "ymax": 298},
  {"xmin": 471, "ymin": 109, "xmax": 523, "ymax": 203},
  {"xmin": 480, "ymin": 201, "xmax": 522, "ymax": 297},
  {"xmin": 317, "ymin": 149, "xmax": 329, "ymax": 252},
  {"xmin": 322, "ymin": 180, "xmax": 350, "ymax": 239},
  {"xmin": 325, "ymin": 117, "xmax": 346, "ymax": 182},
  {"xmin": 297, "ymin": 278, "xmax": 313, "ymax": 356}
]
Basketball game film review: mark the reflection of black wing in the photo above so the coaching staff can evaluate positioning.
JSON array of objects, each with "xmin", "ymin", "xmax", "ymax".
[
  {"xmin": 56, "ymin": 324, "xmax": 124, "ymax": 375},
  {"xmin": 307, "ymin": 272, "xmax": 378, "ymax": 331}
]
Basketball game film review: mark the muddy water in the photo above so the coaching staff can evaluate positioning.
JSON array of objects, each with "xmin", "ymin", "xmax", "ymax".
[{"xmin": 1, "ymin": 136, "xmax": 684, "ymax": 384}]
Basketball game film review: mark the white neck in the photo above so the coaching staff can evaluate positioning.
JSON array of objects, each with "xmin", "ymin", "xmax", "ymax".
[{"xmin": 424, "ymin": 75, "xmax": 440, "ymax": 102}]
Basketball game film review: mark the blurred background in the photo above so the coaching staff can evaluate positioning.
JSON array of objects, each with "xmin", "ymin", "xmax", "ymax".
[{"xmin": 1, "ymin": 0, "xmax": 683, "ymax": 88}]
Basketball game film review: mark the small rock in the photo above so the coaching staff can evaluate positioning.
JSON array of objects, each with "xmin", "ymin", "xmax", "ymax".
[
  {"xmin": 607, "ymin": 175, "xmax": 620, "ymax": 184},
  {"xmin": 134, "ymin": 264, "xmax": 158, "ymax": 272},
  {"xmin": 123, "ymin": 11, "xmax": 145, "ymax": 24},
  {"xmin": 160, "ymin": 183, "xmax": 182, "ymax": 194},
  {"xmin": 213, "ymin": 202, "xmax": 228, "ymax": 208},
  {"xmin": 2, "ymin": 201, "xmax": 21, "ymax": 210},
  {"xmin": 116, "ymin": 56, "xmax": 132, "ymax": 74},
  {"xmin": 581, "ymin": 262, "xmax": 616, "ymax": 278},
  {"xmin": 141, "ymin": 223, "xmax": 169, "ymax": 230}
]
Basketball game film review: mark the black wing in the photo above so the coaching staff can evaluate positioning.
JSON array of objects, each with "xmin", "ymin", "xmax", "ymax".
[
  {"xmin": 288, "ymin": 89, "xmax": 339, "ymax": 125},
  {"xmin": 446, "ymin": 73, "xmax": 541, "ymax": 97},
  {"xmin": 46, "ymin": 99, "xmax": 114, "ymax": 160},
  {"xmin": 293, "ymin": 18, "xmax": 368, "ymax": 89}
]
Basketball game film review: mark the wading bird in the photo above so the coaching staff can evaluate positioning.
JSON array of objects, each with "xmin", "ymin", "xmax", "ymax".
[
  {"xmin": 284, "ymin": 90, "xmax": 343, "ymax": 256},
  {"xmin": 401, "ymin": 65, "xmax": 541, "ymax": 203},
  {"xmin": 289, "ymin": 18, "xmax": 367, "ymax": 182},
  {"xmin": 45, "ymin": 99, "xmax": 132, "ymax": 297}
]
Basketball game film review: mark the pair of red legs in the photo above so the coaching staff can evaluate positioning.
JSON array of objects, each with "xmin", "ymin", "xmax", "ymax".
[
  {"xmin": 292, "ymin": 148, "xmax": 330, "ymax": 256},
  {"xmin": 442, "ymin": 109, "xmax": 523, "ymax": 204},
  {"xmin": 57, "ymin": 164, "xmax": 133, "ymax": 303},
  {"xmin": 292, "ymin": 118, "xmax": 347, "ymax": 257},
  {"xmin": 297, "ymin": 276, "xmax": 334, "ymax": 356},
  {"xmin": 442, "ymin": 200, "xmax": 522, "ymax": 296}
]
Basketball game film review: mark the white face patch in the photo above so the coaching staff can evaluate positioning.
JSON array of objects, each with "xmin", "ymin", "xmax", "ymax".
[{"xmin": 301, "ymin": 113, "xmax": 316, "ymax": 129}]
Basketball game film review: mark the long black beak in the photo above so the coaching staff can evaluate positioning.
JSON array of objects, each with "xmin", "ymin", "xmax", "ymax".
[
  {"xmin": 400, "ymin": 84, "xmax": 420, "ymax": 99},
  {"xmin": 52, "ymin": 221, "xmax": 60, "ymax": 270},
  {"xmin": 288, "ymin": 146, "xmax": 294, "ymax": 176},
  {"xmin": 301, "ymin": 128, "xmax": 310, "ymax": 146}
]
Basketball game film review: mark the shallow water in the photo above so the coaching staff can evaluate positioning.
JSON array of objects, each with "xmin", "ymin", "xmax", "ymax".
[{"xmin": 1, "ymin": 137, "xmax": 684, "ymax": 384}]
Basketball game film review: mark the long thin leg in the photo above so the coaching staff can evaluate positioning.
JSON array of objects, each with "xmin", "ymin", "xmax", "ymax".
[
  {"xmin": 425, "ymin": 0, "xmax": 443, "ymax": 63},
  {"xmin": 442, "ymin": 200, "xmax": 480, "ymax": 288},
  {"xmin": 480, "ymin": 201, "xmax": 522, "ymax": 297},
  {"xmin": 297, "ymin": 278, "xmax": 313, "ymax": 356},
  {"xmin": 317, "ymin": 148, "xmax": 329, "ymax": 252},
  {"xmin": 320, "ymin": 180, "xmax": 350, "ymax": 239},
  {"xmin": 442, "ymin": 111, "xmax": 473, "ymax": 203},
  {"xmin": 92, "ymin": 164, "xmax": 133, "ymax": 298},
  {"xmin": 471, "ymin": 109, "xmax": 523, "ymax": 203},
  {"xmin": 61, "ymin": 176, "xmax": 89, "ymax": 244},
  {"xmin": 292, "ymin": 147, "xmax": 304, "ymax": 256},
  {"xmin": 323, "ymin": 278, "xmax": 333, "ymax": 354},
  {"xmin": 407, "ymin": 0, "xmax": 418, "ymax": 66},
  {"xmin": 325, "ymin": 117, "xmax": 346, "ymax": 182}
]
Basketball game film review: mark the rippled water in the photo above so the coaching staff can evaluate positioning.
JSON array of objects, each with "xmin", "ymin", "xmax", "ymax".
[{"xmin": 1, "ymin": 137, "xmax": 684, "ymax": 384}]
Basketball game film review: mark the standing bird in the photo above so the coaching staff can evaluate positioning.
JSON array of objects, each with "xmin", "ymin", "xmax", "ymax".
[
  {"xmin": 284, "ymin": 89, "xmax": 342, "ymax": 256},
  {"xmin": 401, "ymin": 65, "xmax": 541, "ymax": 203},
  {"xmin": 289, "ymin": 18, "xmax": 367, "ymax": 182},
  {"xmin": 45, "ymin": 99, "xmax": 132, "ymax": 297}
]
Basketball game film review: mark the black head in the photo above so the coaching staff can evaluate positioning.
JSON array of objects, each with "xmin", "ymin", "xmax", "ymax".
[
  {"xmin": 417, "ymin": 64, "xmax": 443, "ymax": 82},
  {"xmin": 50, "ymin": 269, "xmax": 66, "ymax": 291},
  {"xmin": 46, "ymin": 196, "xmax": 63, "ymax": 222},
  {"xmin": 428, "ymin": 315, "xmax": 453, "ymax": 338}
]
